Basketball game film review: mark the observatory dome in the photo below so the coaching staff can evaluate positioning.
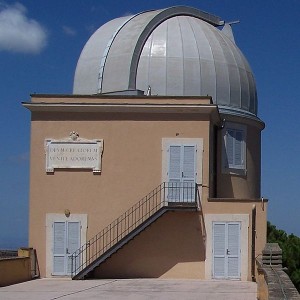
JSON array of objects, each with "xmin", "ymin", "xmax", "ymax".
[{"xmin": 73, "ymin": 6, "xmax": 257, "ymax": 116}]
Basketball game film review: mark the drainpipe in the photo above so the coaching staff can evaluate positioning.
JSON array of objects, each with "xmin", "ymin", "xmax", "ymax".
[{"xmin": 251, "ymin": 204, "xmax": 256, "ymax": 281}]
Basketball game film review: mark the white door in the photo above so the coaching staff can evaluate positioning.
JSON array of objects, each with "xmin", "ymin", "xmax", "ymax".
[
  {"xmin": 167, "ymin": 144, "xmax": 196, "ymax": 202},
  {"xmin": 53, "ymin": 221, "xmax": 80, "ymax": 275},
  {"xmin": 212, "ymin": 222, "xmax": 241, "ymax": 279}
]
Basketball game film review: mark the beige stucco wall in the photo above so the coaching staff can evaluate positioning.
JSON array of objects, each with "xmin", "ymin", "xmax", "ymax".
[
  {"xmin": 26, "ymin": 95, "xmax": 266, "ymax": 279},
  {"xmin": 92, "ymin": 204, "xmax": 267, "ymax": 281},
  {"xmin": 203, "ymin": 200, "xmax": 267, "ymax": 280},
  {"xmin": 93, "ymin": 211, "xmax": 206, "ymax": 279},
  {"xmin": 28, "ymin": 97, "xmax": 213, "ymax": 277},
  {"xmin": 216, "ymin": 115, "xmax": 263, "ymax": 199},
  {"xmin": 0, "ymin": 258, "xmax": 31, "ymax": 287}
]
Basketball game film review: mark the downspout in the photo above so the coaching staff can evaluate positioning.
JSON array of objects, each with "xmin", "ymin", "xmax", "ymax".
[{"xmin": 251, "ymin": 204, "xmax": 256, "ymax": 281}]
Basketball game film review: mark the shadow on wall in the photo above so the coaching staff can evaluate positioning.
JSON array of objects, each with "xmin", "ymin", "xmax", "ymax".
[{"xmin": 92, "ymin": 211, "xmax": 205, "ymax": 279}]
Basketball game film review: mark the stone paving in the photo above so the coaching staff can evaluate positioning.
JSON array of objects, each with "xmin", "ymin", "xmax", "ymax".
[{"xmin": 0, "ymin": 278, "xmax": 257, "ymax": 300}]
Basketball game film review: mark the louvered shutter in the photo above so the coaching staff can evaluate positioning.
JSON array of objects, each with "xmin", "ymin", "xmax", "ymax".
[
  {"xmin": 168, "ymin": 146, "xmax": 181, "ymax": 200},
  {"xmin": 227, "ymin": 223, "xmax": 240, "ymax": 278},
  {"xmin": 169, "ymin": 145, "xmax": 181, "ymax": 183},
  {"xmin": 213, "ymin": 222, "xmax": 241, "ymax": 279},
  {"xmin": 213, "ymin": 223, "xmax": 226, "ymax": 278},
  {"xmin": 234, "ymin": 130, "xmax": 243, "ymax": 167},
  {"xmin": 225, "ymin": 127, "xmax": 245, "ymax": 170},
  {"xmin": 168, "ymin": 145, "xmax": 196, "ymax": 201},
  {"xmin": 226, "ymin": 130, "xmax": 234, "ymax": 167},
  {"xmin": 182, "ymin": 145, "xmax": 196, "ymax": 201},
  {"xmin": 53, "ymin": 222, "xmax": 66, "ymax": 274},
  {"xmin": 182, "ymin": 145, "xmax": 195, "ymax": 180},
  {"xmin": 67, "ymin": 222, "xmax": 80, "ymax": 274}
]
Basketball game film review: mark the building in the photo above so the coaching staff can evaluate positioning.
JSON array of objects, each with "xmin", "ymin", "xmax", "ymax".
[{"xmin": 23, "ymin": 6, "xmax": 267, "ymax": 280}]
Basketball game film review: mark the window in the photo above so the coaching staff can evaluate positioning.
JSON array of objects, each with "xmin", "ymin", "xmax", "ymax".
[
  {"xmin": 223, "ymin": 123, "xmax": 246, "ymax": 173},
  {"xmin": 168, "ymin": 144, "xmax": 196, "ymax": 202},
  {"xmin": 161, "ymin": 138, "xmax": 203, "ymax": 195}
]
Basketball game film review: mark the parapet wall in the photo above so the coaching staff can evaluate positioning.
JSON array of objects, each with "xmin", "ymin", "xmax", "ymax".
[
  {"xmin": 256, "ymin": 243, "xmax": 300, "ymax": 300},
  {"xmin": 0, "ymin": 257, "xmax": 31, "ymax": 287},
  {"xmin": 0, "ymin": 248, "xmax": 39, "ymax": 287}
]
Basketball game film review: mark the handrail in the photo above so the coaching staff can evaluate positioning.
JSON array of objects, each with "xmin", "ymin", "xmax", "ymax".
[{"xmin": 70, "ymin": 182, "xmax": 200, "ymax": 278}]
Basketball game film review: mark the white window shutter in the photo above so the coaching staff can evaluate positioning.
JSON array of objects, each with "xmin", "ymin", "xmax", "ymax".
[
  {"xmin": 224, "ymin": 124, "xmax": 246, "ymax": 171},
  {"xmin": 182, "ymin": 145, "xmax": 196, "ymax": 201},
  {"xmin": 213, "ymin": 223, "xmax": 226, "ymax": 278},
  {"xmin": 53, "ymin": 222, "xmax": 65, "ymax": 254},
  {"xmin": 234, "ymin": 130, "xmax": 243, "ymax": 166},
  {"xmin": 213, "ymin": 222, "xmax": 241, "ymax": 279},
  {"xmin": 182, "ymin": 145, "xmax": 195, "ymax": 181},
  {"xmin": 227, "ymin": 223, "xmax": 240, "ymax": 278},
  {"xmin": 67, "ymin": 222, "xmax": 80, "ymax": 274},
  {"xmin": 67, "ymin": 222, "xmax": 80, "ymax": 254},
  {"xmin": 169, "ymin": 145, "xmax": 181, "ymax": 182},
  {"xmin": 53, "ymin": 222, "xmax": 66, "ymax": 274},
  {"xmin": 168, "ymin": 146, "xmax": 181, "ymax": 200},
  {"xmin": 226, "ymin": 130, "xmax": 234, "ymax": 167}
]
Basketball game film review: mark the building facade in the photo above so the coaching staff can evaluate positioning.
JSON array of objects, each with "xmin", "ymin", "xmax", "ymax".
[{"xmin": 24, "ymin": 6, "xmax": 267, "ymax": 280}]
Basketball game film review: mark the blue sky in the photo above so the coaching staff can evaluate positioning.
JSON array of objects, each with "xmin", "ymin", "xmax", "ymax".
[{"xmin": 0, "ymin": 0, "xmax": 299, "ymax": 248}]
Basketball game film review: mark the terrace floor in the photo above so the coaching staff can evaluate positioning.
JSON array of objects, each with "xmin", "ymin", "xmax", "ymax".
[{"xmin": 0, "ymin": 278, "xmax": 257, "ymax": 300}]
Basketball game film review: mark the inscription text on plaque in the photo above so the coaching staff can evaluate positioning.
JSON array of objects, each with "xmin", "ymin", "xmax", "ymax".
[{"xmin": 45, "ymin": 132, "xmax": 103, "ymax": 173}]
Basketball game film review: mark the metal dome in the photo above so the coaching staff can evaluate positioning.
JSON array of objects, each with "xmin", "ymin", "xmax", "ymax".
[{"xmin": 73, "ymin": 6, "xmax": 257, "ymax": 116}]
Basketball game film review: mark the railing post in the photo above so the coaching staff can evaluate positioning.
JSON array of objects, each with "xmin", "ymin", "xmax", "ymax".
[
  {"xmin": 116, "ymin": 220, "xmax": 119, "ymax": 243},
  {"xmin": 88, "ymin": 241, "xmax": 91, "ymax": 264},
  {"xmin": 196, "ymin": 183, "xmax": 201, "ymax": 211},
  {"xmin": 71, "ymin": 255, "xmax": 73, "ymax": 277},
  {"xmin": 163, "ymin": 182, "xmax": 166, "ymax": 206}
]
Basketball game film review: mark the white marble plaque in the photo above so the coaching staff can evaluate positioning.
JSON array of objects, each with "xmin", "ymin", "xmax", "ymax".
[{"xmin": 45, "ymin": 133, "xmax": 103, "ymax": 173}]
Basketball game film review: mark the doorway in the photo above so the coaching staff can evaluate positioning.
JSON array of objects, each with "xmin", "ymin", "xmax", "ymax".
[
  {"xmin": 167, "ymin": 144, "xmax": 196, "ymax": 202},
  {"xmin": 212, "ymin": 222, "xmax": 241, "ymax": 279},
  {"xmin": 52, "ymin": 221, "xmax": 80, "ymax": 275}
]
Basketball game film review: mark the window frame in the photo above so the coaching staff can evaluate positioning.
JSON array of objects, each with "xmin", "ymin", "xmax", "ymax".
[
  {"xmin": 222, "ymin": 122, "xmax": 247, "ymax": 175},
  {"xmin": 162, "ymin": 138, "xmax": 203, "ymax": 185}
]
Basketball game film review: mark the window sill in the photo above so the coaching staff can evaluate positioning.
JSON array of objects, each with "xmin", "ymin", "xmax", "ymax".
[{"xmin": 222, "ymin": 167, "xmax": 247, "ymax": 176}]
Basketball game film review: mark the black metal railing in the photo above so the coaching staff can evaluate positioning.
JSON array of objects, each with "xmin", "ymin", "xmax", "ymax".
[{"xmin": 70, "ymin": 182, "xmax": 200, "ymax": 278}]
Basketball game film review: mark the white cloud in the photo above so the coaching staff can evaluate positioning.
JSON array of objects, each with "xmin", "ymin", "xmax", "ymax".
[
  {"xmin": 0, "ymin": 2, "xmax": 47, "ymax": 54},
  {"xmin": 62, "ymin": 25, "xmax": 76, "ymax": 37}
]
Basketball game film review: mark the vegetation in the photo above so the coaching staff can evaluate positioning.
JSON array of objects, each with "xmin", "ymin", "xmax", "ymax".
[{"xmin": 267, "ymin": 221, "xmax": 300, "ymax": 292}]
